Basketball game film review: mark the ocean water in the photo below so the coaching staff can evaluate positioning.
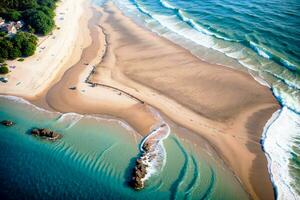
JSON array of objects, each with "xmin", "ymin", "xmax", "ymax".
[
  {"xmin": 110, "ymin": 0, "xmax": 300, "ymax": 199},
  {"xmin": 0, "ymin": 96, "xmax": 249, "ymax": 199}
]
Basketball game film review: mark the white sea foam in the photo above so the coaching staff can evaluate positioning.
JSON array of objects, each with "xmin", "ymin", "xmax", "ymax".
[
  {"xmin": 250, "ymin": 41, "xmax": 271, "ymax": 59},
  {"xmin": 262, "ymin": 107, "xmax": 300, "ymax": 200},
  {"xmin": 0, "ymin": 95, "xmax": 57, "ymax": 114},
  {"xmin": 0, "ymin": 95, "xmax": 139, "ymax": 135},
  {"xmin": 56, "ymin": 113, "xmax": 83, "ymax": 129},
  {"xmin": 248, "ymin": 70, "xmax": 270, "ymax": 87},
  {"xmin": 139, "ymin": 123, "xmax": 171, "ymax": 181},
  {"xmin": 159, "ymin": 0, "xmax": 176, "ymax": 10},
  {"xmin": 272, "ymin": 82, "xmax": 300, "ymax": 113}
]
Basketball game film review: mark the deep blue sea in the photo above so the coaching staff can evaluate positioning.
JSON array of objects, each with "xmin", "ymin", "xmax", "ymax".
[{"xmin": 111, "ymin": 0, "xmax": 300, "ymax": 199}]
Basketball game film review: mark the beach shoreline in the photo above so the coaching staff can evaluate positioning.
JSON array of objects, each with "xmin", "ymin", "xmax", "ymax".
[
  {"xmin": 0, "ymin": 0, "xmax": 86, "ymax": 99},
  {"xmin": 0, "ymin": 0, "xmax": 281, "ymax": 199}
]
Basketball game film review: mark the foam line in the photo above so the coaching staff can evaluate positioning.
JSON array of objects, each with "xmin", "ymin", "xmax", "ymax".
[{"xmin": 261, "ymin": 107, "xmax": 300, "ymax": 200}]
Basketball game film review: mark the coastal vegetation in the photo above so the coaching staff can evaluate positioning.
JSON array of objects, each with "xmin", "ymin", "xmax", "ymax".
[
  {"xmin": 0, "ymin": 65, "xmax": 9, "ymax": 74},
  {"xmin": 0, "ymin": 32, "xmax": 38, "ymax": 60},
  {"xmin": 0, "ymin": 0, "xmax": 58, "ymax": 65},
  {"xmin": 0, "ymin": 0, "xmax": 57, "ymax": 35}
]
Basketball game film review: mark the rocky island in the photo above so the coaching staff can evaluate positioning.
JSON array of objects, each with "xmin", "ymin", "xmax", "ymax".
[
  {"xmin": 130, "ymin": 124, "xmax": 170, "ymax": 190},
  {"xmin": 30, "ymin": 128, "xmax": 62, "ymax": 141},
  {"xmin": 130, "ymin": 142, "xmax": 154, "ymax": 190},
  {"xmin": 130, "ymin": 157, "xmax": 148, "ymax": 190},
  {"xmin": 1, "ymin": 120, "xmax": 14, "ymax": 127}
]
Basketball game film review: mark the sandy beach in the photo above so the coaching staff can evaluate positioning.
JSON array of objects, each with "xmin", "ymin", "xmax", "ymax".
[
  {"xmin": 0, "ymin": 0, "xmax": 280, "ymax": 199},
  {"xmin": 0, "ymin": 0, "xmax": 86, "ymax": 98}
]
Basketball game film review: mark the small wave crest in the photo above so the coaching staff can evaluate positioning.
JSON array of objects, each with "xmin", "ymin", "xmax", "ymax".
[
  {"xmin": 55, "ymin": 113, "xmax": 83, "ymax": 129},
  {"xmin": 249, "ymin": 41, "xmax": 271, "ymax": 59},
  {"xmin": 159, "ymin": 0, "xmax": 236, "ymax": 43},
  {"xmin": 159, "ymin": 0, "xmax": 176, "ymax": 10},
  {"xmin": 249, "ymin": 41, "xmax": 298, "ymax": 72},
  {"xmin": 0, "ymin": 95, "xmax": 56, "ymax": 114}
]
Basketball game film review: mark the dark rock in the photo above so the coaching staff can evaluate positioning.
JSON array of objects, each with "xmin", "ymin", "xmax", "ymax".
[
  {"xmin": 1, "ymin": 120, "xmax": 14, "ymax": 127},
  {"xmin": 142, "ymin": 142, "xmax": 151, "ymax": 152},
  {"xmin": 30, "ymin": 128, "xmax": 62, "ymax": 140},
  {"xmin": 136, "ymin": 159, "xmax": 143, "ymax": 165},
  {"xmin": 69, "ymin": 86, "xmax": 76, "ymax": 90},
  {"xmin": 130, "ymin": 157, "xmax": 148, "ymax": 190},
  {"xmin": 31, "ymin": 128, "xmax": 39, "ymax": 135}
]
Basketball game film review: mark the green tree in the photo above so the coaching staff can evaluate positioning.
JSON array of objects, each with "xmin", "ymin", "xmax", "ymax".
[
  {"xmin": 1, "ymin": 10, "xmax": 21, "ymax": 21},
  {"xmin": 0, "ymin": 66, "xmax": 9, "ymax": 74},
  {"xmin": 8, "ymin": 10, "xmax": 21, "ymax": 20},
  {"xmin": 8, "ymin": 47, "xmax": 21, "ymax": 59},
  {"xmin": 0, "ymin": 0, "xmax": 37, "ymax": 10},
  {"xmin": 22, "ymin": 41, "xmax": 36, "ymax": 56},
  {"xmin": 27, "ymin": 25, "xmax": 35, "ymax": 33},
  {"xmin": 39, "ymin": 6, "xmax": 55, "ymax": 18},
  {"xmin": 0, "ymin": 0, "xmax": 57, "ymax": 62},
  {"xmin": 0, "ymin": 31, "xmax": 6, "ymax": 37},
  {"xmin": 0, "ymin": 39, "xmax": 12, "ymax": 59},
  {"xmin": 11, "ymin": 32, "xmax": 37, "ymax": 56},
  {"xmin": 37, "ymin": 0, "xmax": 57, "ymax": 9},
  {"xmin": 27, "ymin": 10, "xmax": 54, "ymax": 35}
]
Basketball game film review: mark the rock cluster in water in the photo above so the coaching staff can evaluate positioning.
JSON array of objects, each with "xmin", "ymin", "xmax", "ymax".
[
  {"xmin": 30, "ymin": 128, "xmax": 62, "ymax": 140},
  {"xmin": 129, "ymin": 124, "xmax": 169, "ymax": 190},
  {"xmin": 130, "ymin": 156, "xmax": 148, "ymax": 190},
  {"xmin": 1, "ymin": 120, "xmax": 14, "ymax": 127},
  {"xmin": 130, "ymin": 142, "xmax": 153, "ymax": 190}
]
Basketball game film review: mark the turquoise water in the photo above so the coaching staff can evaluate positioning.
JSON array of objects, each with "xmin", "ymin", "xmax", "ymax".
[
  {"xmin": 110, "ymin": 0, "xmax": 300, "ymax": 198},
  {"xmin": 0, "ymin": 96, "xmax": 249, "ymax": 199}
]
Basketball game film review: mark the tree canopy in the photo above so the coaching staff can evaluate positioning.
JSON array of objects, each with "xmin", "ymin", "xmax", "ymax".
[
  {"xmin": 25, "ymin": 10, "xmax": 54, "ymax": 35},
  {"xmin": 0, "ymin": 0, "xmax": 57, "ymax": 64},
  {"xmin": 0, "ymin": 0, "xmax": 58, "ymax": 35},
  {"xmin": 0, "ymin": 0, "xmax": 38, "ymax": 10},
  {"xmin": 0, "ymin": 32, "xmax": 37, "ymax": 60}
]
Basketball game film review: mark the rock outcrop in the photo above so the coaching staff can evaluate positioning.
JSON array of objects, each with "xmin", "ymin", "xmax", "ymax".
[
  {"xmin": 30, "ymin": 128, "xmax": 62, "ymax": 140},
  {"xmin": 1, "ymin": 120, "xmax": 14, "ymax": 127},
  {"xmin": 129, "ymin": 123, "xmax": 170, "ymax": 190},
  {"xmin": 130, "ymin": 140, "xmax": 153, "ymax": 190},
  {"xmin": 130, "ymin": 156, "xmax": 148, "ymax": 190}
]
